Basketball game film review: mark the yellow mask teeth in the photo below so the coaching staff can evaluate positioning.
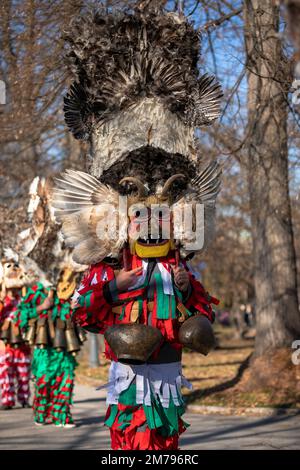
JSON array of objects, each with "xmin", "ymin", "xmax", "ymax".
[{"xmin": 134, "ymin": 240, "xmax": 171, "ymax": 258}]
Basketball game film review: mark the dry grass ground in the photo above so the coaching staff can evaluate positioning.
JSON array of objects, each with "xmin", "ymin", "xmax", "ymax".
[{"xmin": 182, "ymin": 326, "xmax": 300, "ymax": 409}]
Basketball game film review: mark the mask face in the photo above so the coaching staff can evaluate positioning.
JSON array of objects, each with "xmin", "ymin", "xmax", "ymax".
[
  {"xmin": 22, "ymin": 267, "xmax": 39, "ymax": 287},
  {"xmin": 57, "ymin": 268, "xmax": 78, "ymax": 300},
  {"xmin": 2, "ymin": 262, "xmax": 27, "ymax": 289},
  {"xmin": 128, "ymin": 201, "xmax": 175, "ymax": 258}
]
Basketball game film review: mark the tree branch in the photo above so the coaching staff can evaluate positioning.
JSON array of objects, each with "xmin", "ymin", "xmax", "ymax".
[{"xmin": 200, "ymin": 7, "xmax": 242, "ymax": 31}]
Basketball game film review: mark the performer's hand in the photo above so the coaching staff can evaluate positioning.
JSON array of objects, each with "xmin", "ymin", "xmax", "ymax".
[
  {"xmin": 70, "ymin": 298, "xmax": 79, "ymax": 309},
  {"xmin": 171, "ymin": 266, "xmax": 190, "ymax": 292},
  {"xmin": 115, "ymin": 267, "xmax": 143, "ymax": 292},
  {"xmin": 37, "ymin": 295, "xmax": 54, "ymax": 312}
]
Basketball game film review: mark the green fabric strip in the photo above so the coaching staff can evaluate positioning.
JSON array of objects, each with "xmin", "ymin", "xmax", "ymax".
[
  {"xmin": 170, "ymin": 295, "xmax": 177, "ymax": 319},
  {"xmin": 118, "ymin": 383, "xmax": 137, "ymax": 406},
  {"xmin": 119, "ymin": 305, "xmax": 126, "ymax": 321},
  {"xmin": 137, "ymin": 299, "xmax": 143, "ymax": 319},
  {"xmin": 105, "ymin": 405, "xmax": 118, "ymax": 427},
  {"xmin": 155, "ymin": 272, "xmax": 169, "ymax": 320},
  {"xmin": 144, "ymin": 395, "xmax": 185, "ymax": 436},
  {"xmin": 85, "ymin": 292, "xmax": 92, "ymax": 309},
  {"xmin": 118, "ymin": 409, "xmax": 134, "ymax": 430}
]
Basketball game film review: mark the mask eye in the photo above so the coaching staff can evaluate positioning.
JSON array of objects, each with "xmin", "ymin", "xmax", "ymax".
[
  {"xmin": 6, "ymin": 264, "xmax": 11, "ymax": 268},
  {"xmin": 14, "ymin": 263, "xmax": 19, "ymax": 268},
  {"xmin": 152, "ymin": 206, "xmax": 170, "ymax": 222},
  {"xmin": 132, "ymin": 207, "xmax": 150, "ymax": 223}
]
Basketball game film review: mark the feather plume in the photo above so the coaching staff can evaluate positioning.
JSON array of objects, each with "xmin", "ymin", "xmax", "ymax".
[
  {"xmin": 173, "ymin": 161, "xmax": 222, "ymax": 255},
  {"xmin": 191, "ymin": 161, "xmax": 222, "ymax": 202},
  {"xmin": 3, "ymin": 248, "xmax": 19, "ymax": 263},
  {"xmin": 63, "ymin": 8, "xmax": 222, "ymax": 141},
  {"xmin": 63, "ymin": 82, "xmax": 91, "ymax": 140},
  {"xmin": 52, "ymin": 170, "xmax": 128, "ymax": 265}
]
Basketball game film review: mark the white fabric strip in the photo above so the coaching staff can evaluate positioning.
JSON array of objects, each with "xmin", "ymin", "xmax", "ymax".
[
  {"xmin": 105, "ymin": 361, "xmax": 192, "ymax": 408},
  {"xmin": 128, "ymin": 260, "xmax": 148, "ymax": 290},
  {"xmin": 157, "ymin": 263, "xmax": 174, "ymax": 295}
]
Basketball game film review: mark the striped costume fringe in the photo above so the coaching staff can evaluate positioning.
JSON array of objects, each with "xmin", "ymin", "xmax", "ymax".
[
  {"xmin": 0, "ymin": 345, "xmax": 31, "ymax": 407},
  {"xmin": 105, "ymin": 382, "xmax": 188, "ymax": 450},
  {"xmin": 32, "ymin": 347, "xmax": 76, "ymax": 425},
  {"xmin": 33, "ymin": 373, "xmax": 74, "ymax": 425}
]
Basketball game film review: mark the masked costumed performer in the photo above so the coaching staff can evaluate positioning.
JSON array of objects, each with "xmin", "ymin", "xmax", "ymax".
[
  {"xmin": 0, "ymin": 254, "xmax": 31, "ymax": 410},
  {"xmin": 17, "ymin": 263, "xmax": 86, "ymax": 427},
  {"xmin": 52, "ymin": 3, "xmax": 223, "ymax": 449},
  {"xmin": 15, "ymin": 177, "xmax": 86, "ymax": 427}
]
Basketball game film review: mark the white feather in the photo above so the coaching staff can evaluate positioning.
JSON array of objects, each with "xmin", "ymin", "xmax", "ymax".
[
  {"xmin": 52, "ymin": 170, "xmax": 128, "ymax": 264},
  {"xmin": 3, "ymin": 248, "xmax": 19, "ymax": 262}
]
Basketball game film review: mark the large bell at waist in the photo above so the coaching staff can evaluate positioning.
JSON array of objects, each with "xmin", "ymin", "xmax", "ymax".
[
  {"xmin": 10, "ymin": 324, "xmax": 23, "ymax": 347},
  {"xmin": 35, "ymin": 317, "xmax": 50, "ymax": 348},
  {"xmin": 104, "ymin": 323, "xmax": 163, "ymax": 365},
  {"xmin": 24, "ymin": 319, "xmax": 37, "ymax": 346},
  {"xmin": 53, "ymin": 318, "xmax": 67, "ymax": 351},
  {"xmin": 76, "ymin": 326, "xmax": 87, "ymax": 345},
  {"xmin": 65, "ymin": 320, "xmax": 81, "ymax": 355},
  {"xmin": 178, "ymin": 314, "xmax": 216, "ymax": 355}
]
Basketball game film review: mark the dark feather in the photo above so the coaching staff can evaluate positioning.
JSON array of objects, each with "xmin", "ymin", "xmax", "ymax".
[
  {"xmin": 191, "ymin": 161, "xmax": 222, "ymax": 203},
  {"xmin": 63, "ymin": 82, "xmax": 91, "ymax": 140},
  {"xmin": 63, "ymin": 8, "xmax": 209, "ymax": 138}
]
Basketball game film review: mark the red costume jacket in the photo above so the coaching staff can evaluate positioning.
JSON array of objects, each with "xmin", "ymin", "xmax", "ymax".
[{"xmin": 72, "ymin": 252, "xmax": 218, "ymax": 361}]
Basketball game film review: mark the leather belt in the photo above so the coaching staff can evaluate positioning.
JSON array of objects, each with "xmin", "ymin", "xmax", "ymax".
[
  {"xmin": 112, "ymin": 301, "xmax": 155, "ymax": 322},
  {"xmin": 112, "ymin": 300, "xmax": 189, "ymax": 323}
]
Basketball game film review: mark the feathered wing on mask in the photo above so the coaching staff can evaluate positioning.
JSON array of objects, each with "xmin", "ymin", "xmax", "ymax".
[
  {"xmin": 3, "ymin": 248, "xmax": 19, "ymax": 263},
  {"xmin": 173, "ymin": 161, "xmax": 222, "ymax": 257},
  {"xmin": 52, "ymin": 170, "xmax": 128, "ymax": 265}
]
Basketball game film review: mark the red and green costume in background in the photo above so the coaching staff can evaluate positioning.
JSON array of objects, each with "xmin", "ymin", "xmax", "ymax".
[
  {"xmin": 73, "ymin": 251, "xmax": 218, "ymax": 450},
  {"xmin": 17, "ymin": 283, "xmax": 77, "ymax": 425},
  {"xmin": 0, "ymin": 295, "xmax": 31, "ymax": 407}
]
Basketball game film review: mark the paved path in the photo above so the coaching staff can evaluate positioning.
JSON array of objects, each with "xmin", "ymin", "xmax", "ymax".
[{"xmin": 0, "ymin": 383, "xmax": 299, "ymax": 450}]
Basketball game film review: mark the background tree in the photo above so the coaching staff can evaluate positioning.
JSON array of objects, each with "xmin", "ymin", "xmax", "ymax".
[{"xmin": 243, "ymin": 0, "xmax": 300, "ymax": 355}]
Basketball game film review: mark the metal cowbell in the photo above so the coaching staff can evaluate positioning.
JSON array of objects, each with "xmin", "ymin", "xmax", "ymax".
[
  {"xmin": 35, "ymin": 318, "xmax": 49, "ymax": 348},
  {"xmin": 104, "ymin": 324, "xmax": 163, "ymax": 365},
  {"xmin": 65, "ymin": 320, "xmax": 81, "ymax": 354},
  {"xmin": 24, "ymin": 319, "xmax": 37, "ymax": 346},
  {"xmin": 10, "ymin": 324, "xmax": 23, "ymax": 346},
  {"xmin": 178, "ymin": 314, "xmax": 216, "ymax": 355},
  {"xmin": 53, "ymin": 318, "xmax": 67, "ymax": 351}
]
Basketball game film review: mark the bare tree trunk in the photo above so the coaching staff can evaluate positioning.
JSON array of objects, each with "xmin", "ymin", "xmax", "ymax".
[{"xmin": 243, "ymin": 0, "xmax": 300, "ymax": 355}]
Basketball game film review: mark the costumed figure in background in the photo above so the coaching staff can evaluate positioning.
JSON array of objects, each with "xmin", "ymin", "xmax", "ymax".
[
  {"xmin": 0, "ymin": 251, "xmax": 31, "ymax": 410},
  {"xmin": 52, "ymin": 2, "xmax": 222, "ymax": 449},
  {"xmin": 17, "ymin": 257, "xmax": 86, "ymax": 427},
  {"xmin": 15, "ymin": 176, "xmax": 87, "ymax": 427}
]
